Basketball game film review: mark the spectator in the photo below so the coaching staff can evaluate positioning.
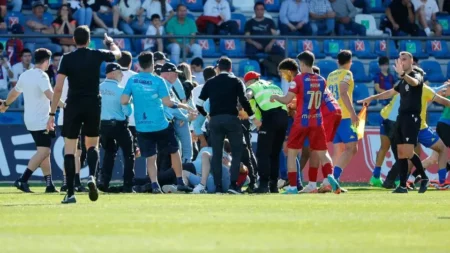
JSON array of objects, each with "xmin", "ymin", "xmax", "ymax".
[
  {"xmin": 0, "ymin": 2, "xmax": 6, "ymax": 35},
  {"xmin": 52, "ymin": 4, "xmax": 77, "ymax": 53},
  {"xmin": 90, "ymin": 0, "xmax": 123, "ymax": 35},
  {"xmin": 6, "ymin": 24, "xmax": 24, "ymax": 66},
  {"xmin": 166, "ymin": 4, "xmax": 202, "ymax": 64},
  {"xmin": 308, "ymin": 0, "xmax": 336, "ymax": 35},
  {"xmin": 0, "ymin": 0, "xmax": 5, "ymax": 18},
  {"xmin": 279, "ymin": 0, "xmax": 312, "ymax": 35},
  {"xmin": 64, "ymin": 0, "xmax": 93, "ymax": 27},
  {"xmin": 244, "ymin": 2, "xmax": 284, "ymax": 77},
  {"xmin": 412, "ymin": 0, "xmax": 441, "ymax": 36},
  {"xmin": 438, "ymin": 0, "xmax": 450, "ymax": 13},
  {"xmin": 374, "ymin": 56, "xmax": 396, "ymax": 105},
  {"xmin": 191, "ymin": 57, "xmax": 204, "ymax": 85},
  {"xmin": 24, "ymin": 1, "xmax": 62, "ymax": 53},
  {"xmin": 177, "ymin": 63, "xmax": 195, "ymax": 105},
  {"xmin": 141, "ymin": 0, "xmax": 174, "ymax": 26},
  {"xmin": 118, "ymin": 0, "xmax": 146, "ymax": 34},
  {"xmin": 352, "ymin": 0, "xmax": 371, "ymax": 14},
  {"xmin": 385, "ymin": 0, "xmax": 426, "ymax": 36},
  {"xmin": 46, "ymin": 52, "xmax": 62, "ymax": 87},
  {"xmin": 0, "ymin": 41, "xmax": 13, "ymax": 80},
  {"xmin": 0, "ymin": 47, "xmax": 10, "ymax": 100},
  {"xmin": 154, "ymin": 51, "xmax": 169, "ymax": 65},
  {"xmin": 202, "ymin": 0, "xmax": 239, "ymax": 35},
  {"xmin": 330, "ymin": 0, "xmax": 366, "ymax": 36},
  {"xmin": 142, "ymin": 14, "xmax": 164, "ymax": 52},
  {"xmin": 10, "ymin": 49, "xmax": 34, "ymax": 108}
]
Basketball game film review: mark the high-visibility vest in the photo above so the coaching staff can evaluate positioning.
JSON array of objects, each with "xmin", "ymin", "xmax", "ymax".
[{"xmin": 247, "ymin": 80, "xmax": 287, "ymax": 113}]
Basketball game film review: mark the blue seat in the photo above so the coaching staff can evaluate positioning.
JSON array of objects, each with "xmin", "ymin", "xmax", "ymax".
[
  {"xmin": 5, "ymin": 11, "xmax": 25, "ymax": 29},
  {"xmin": 447, "ymin": 62, "xmax": 450, "ymax": 79},
  {"xmin": 375, "ymin": 40, "xmax": 398, "ymax": 59},
  {"xmin": 274, "ymin": 39, "xmax": 294, "ymax": 57},
  {"xmin": 297, "ymin": 40, "xmax": 325, "ymax": 59},
  {"xmin": 420, "ymin": 61, "xmax": 445, "ymax": 82},
  {"xmin": 114, "ymin": 38, "xmax": 133, "ymax": 53},
  {"xmin": 349, "ymin": 40, "xmax": 376, "ymax": 59},
  {"xmin": 351, "ymin": 61, "xmax": 371, "ymax": 82},
  {"xmin": 168, "ymin": 0, "xmax": 180, "ymax": 9},
  {"xmin": 370, "ymin": 0, "xmax": 385, "ymax": 13},
  {"xmin": 258, "ymin": 0, "xmax": 281, "ymax": 12},
  {"xmin": 131, "ymin": 58, "xmax": 141, "ymax": 72},
  {"xmin": 231, "ymin": 13, "xmax": 246, "ymax": 34},
  {"xmin": 239, "ymin": 60, "xmax": 261, "ymax": 77},
  {"xmin": 353, "ymin": 83, "xmax": 374, "ymax": 105},
  {"xmin": 367, "ymin": 112, "xmax": 382, "ymax": 126},
  {"xmin": 47, "ymin": 0, "xmax": 63, "ymax": 9},
  {"xmin": 91, "ymin": 38, "xmax": 104, "ymax": 49},
  {"xmin": 316, "ymin": 60, "xmax": 338, "ymax": 79},
  {"xmin": 399, "ymin": 40, "xmax": 428, "ymax": 59},
  {"xmin": 368, "ymin": 60, "xmax": 380, "ymax": 79},
  {"xmin": 187, "ymin": 13, "xmax": 195, "ymax": 21},
  {"xmin": 427, "ymin": 112, "xmax": 441, "ymax": 127},
  {"xmin": 220, "ymin": 39, "xmax": 243, "ymax": 57},
  {"xmin": 182, "ymin": 0, "xmax": 203, "ymax": 12},
  {"xmin": 197, "ymin": 39, "xmax": 220, "ymax": 57},
  {"xmin": 436, "ymin": 14, "xmax": 450, "ymax": 35},
  {"xmin": 323, "ymin": 40, "xmax": 345, "ymax": 58},
  {"xmin": 426, "ymin": 40, "xmax": 449, "ymax": 59}
]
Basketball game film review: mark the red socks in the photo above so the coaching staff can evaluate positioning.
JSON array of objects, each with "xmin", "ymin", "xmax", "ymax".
[
  {"xmin": 309, "ymin": 167, "xmax": 318, "ymax": 182},
  {"xmin": 322, "ymin": 163, "xmax": 333, "ymax": 178},
  {"xmin": 288, "ymin": 172, "xmax": 297, "ymax": 187},
  {"xmin": 237, "ymin": 170, "xmax": 249, "ymax": 187}
]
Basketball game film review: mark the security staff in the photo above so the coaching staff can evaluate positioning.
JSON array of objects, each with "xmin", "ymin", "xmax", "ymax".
[
  {"xmin": 196, "ymin": 57, "xmax": 259, "ymax": 194},
  {"xmin": 244, "ymin": 71, "xmax": 288, "ymax": 193},
  {"xmin": 98, "ymin": 63, "xmax": 135, "ymax": 193}
]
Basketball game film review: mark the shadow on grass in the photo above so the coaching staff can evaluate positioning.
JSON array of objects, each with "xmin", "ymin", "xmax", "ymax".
[{"xmin": 0, "ymin": 203, "xmax": 64, "ymax": 207}]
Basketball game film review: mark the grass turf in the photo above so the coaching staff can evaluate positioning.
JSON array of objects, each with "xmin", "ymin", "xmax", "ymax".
[{"xmin": 0, "ymin": 186, "xmax": 449, "ymax": 253}]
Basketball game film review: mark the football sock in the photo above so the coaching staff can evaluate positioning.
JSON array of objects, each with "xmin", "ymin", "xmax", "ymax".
[
  {"xmin": 398, "ymin": 159, "xmax": 408, "ymax": 188},
  {"xmin": 409, "ymin": 154, "xmax": 428, "ymax": 180},
  {"xmin": 308, "ymin": 167, "xmax": 318, "ymax": 183},
  {"xmin": 151, "ymin": 182, "xmax": 160, "ymax": 190},
  {"xmin": 333, "ymin": 166, "xmax": 343, "ymax": 181},
  {"xmin": 322, "ymin": 163, "xmax": 333, "ymax": 178},
  {"xmin": 44, "ymin": 175, "xmax": 53, "ymax": 187},
  {"xmin": 288, "ymin": 172, "xmax": 297, "ymax": 187},
  {"xmin": 373, "ymin": 166, "xmax": 381, "ymax": 178},
  {"xmin": 64, "ymin": 155, "xmax": 76, "ymax": 197},
  {"xmin": 438, "ymin": 168, "xmax": 447, "ymax": 184},
  {"xmin": 62, "ymin": 175, "xmax": 67, "ymax": 186},
  {"xmin": 87, "ymin": 147, "xmax": 99, "ymax": 177},
  {"xmin": 19, "ymin": 168, "xmax": 33, "ymax": 183},
  {"xmin": 75, "ymin": 173, "xmax": 81, "ymax": 186}
]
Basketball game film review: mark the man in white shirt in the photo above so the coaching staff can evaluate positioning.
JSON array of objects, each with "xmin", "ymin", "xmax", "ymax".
[
  {"xmin": 141, "ymin": 0, "xmax": 174, "ymax": 25},
  {"xmin": 10, "ymin": 49, "xmax": 34, "ymax": 108},
  {"xmin": 0, "ymin": 49, "xmax": 64, "ymax": 193},
  {"xmin": 203, "ymin": 0, "xmax": 239, "ymax": 35},
  {"xmin": 412, "ymin": 0, "xmax": 442, "ymax": 36}
]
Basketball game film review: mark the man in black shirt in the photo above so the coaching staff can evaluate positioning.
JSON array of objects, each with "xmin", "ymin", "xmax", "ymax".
[
  {"xmin": 385, "ymin": 0, "xmax": 425, "ymax": 36},
  {"xmin": 47, "ymin": 26, "xmax": 121, "ymax": 204},
  {"xmin": 359, "ymin": 52, "xmax": 429, "ymax": 194},
  {"xmin": 196, "ymin": 57, "xmax": 260, "ymax": 194}
]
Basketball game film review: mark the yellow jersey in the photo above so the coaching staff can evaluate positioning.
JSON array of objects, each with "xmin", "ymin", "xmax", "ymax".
[
  {"xmin": 326, "ymin": 69, "xmax": 354, "ymax": 119},
  {"xmin": 380, "ymin": 94, "xmax": 400, "ymax": 121},
  {"xmin": 419, "ymin": 85, "xmax": 436, "ymax": 130}
]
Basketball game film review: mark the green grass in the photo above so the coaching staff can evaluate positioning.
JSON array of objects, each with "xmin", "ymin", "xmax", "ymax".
[{"xmin": 1, "ymin": 186, "xmax": 450, "ymax": 253}]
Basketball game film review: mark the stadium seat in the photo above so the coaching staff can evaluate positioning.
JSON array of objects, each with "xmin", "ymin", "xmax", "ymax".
[
  {"xmin": 353, "ymin": 83, "xmax": 373, "ymax": 105},
  {"xmin": 5, "ymin": 11, "xmax": 25, "ymax": 29},
  {"xmin": 297, "ymin": 40, "xmax": 325, "ymax": 59},
  {"xmin": 369, "ymin": 0, "xmax": 385, "ymax": 13},
  {"xmin": 368, "ymin": 60, "xmax": 380, "ymax": 78},
  {"xmin": 197, "ymin": 39, "xmax": 221, "ymax": 57},
  {"xmin": 259, "ymin": 0, "xmax": 281, "ymax": 12},
  {"xmin": 113, "ymin": 38, "xmax": 133, "ymax": 53},
  {"xmin": 91, "ymin": 38, "xmax": 103, "ymax": 49},
  {"xmin": 231, "ymin": 13, "xmax": 246, "ymax": 34},
  {"xmin": 349, "ymin": 40, "xmax": 377, "ymax": 59},
  {"xmin": 399, "ymin": 40, "xmax": 428, "ymax": 59},
  {"xmin": 168, "ymin": 0, "xmax": 180, "ymax": 10},
  {"xmin": 47, "ymin": 0, "xmax": 63, "ymax": 9},
  {"xmin": 323, "ymin": 40, "xmax": 345, "ymax": 58},
  {"xmin": 316, "ymin": 60, "xmax": 338, "ymax": 79},
  {"xmin": 351, "ymin": 61, "xmax": 371, "ymax": 82},
  {"xmin": 436, "ymin": 14, "xmax": 450, "ymax": 35},
  {"xmin": 420, "ymin": 61, "xmax": 446, "ymax": 82},
  {"xmin": 131, "ymin": 58, "xmax": 141, "ymax": 72},
  {"xmin": 274, "ymin": 39, "xmax": 295, "ymax": 57},
  {"xmin": 375, "ymin": 40, "xmax": 398, "ymax": 59},
  {"xmin": 355, "ymin": 15, "xmax": 383, "ymax": 36},
  {"xmin": 426, "ymin": 40, "xmax": 449, "ymax": 59},
  {"xmin": 238, "ymin": 60, "xmax": 261, "ymax": 77},
  {"xmin": 447, "ymin": 62, "xmax": 450, "ymax": 79},
  {"xmin": 427, "ymin": 112, "xmax": 441, "ymax": 127},
  {"xmin": 367, "ymin": 112, "xmax": 382, "ymax": 126},
  {"xmin": 220, "ymin": 39, "xmax": 243, "ymax": 57},
  {"xmin": 182, "ymin": 0, "xmax": 203, "ymax": 12}
]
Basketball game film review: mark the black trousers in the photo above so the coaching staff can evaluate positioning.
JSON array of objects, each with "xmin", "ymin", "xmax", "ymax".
[
  {"xmin": 256, "ymin": 108, "xmax": 288, "ymax": 183},
  {"xmin": 128, "ymin": 126, "xmax": 139, "ymax": 153},
  {"xmin": 100, "ymin": 120, "xmax": 135, "ymax": 187},
  {"xmin": 241, "ymin": 120, "xmax": 258, "ymax": 185},
  {"xmin": 209, "ymin": 115, "xmax": 243, "ymax": 191}
]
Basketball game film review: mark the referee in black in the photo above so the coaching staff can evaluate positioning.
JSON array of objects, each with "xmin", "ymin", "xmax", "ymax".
[
  {"xmin": 360, "ymin": 52, "xmax": 428, "ymax": 194},
  {"xmin": 47, "ymin": 26, "xmax": 122, "ymax": 204},
  {"xmin": 196, "ymin": 57, "xmax": 260, "ymax": 194}
]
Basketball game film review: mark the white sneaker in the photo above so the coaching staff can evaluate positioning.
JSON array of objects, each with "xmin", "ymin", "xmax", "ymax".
[
  {"xmin": 113, "ymin": 28, "xmax": 124, "ymax": 35},
  {"xmin": 425, "ymin": 27, "xmax": 432, "ymax": 36},
  {"xmin": 162, "ymin": 185, "xmax": 178, "ymax": 193},
  {"xmin": 318, "ymin": 178, "xmax": 332, "ymax": 193},
  {"xmin": 192, "ymin": 184, "xmax": 206, "ymax": 194},
  {"xmin": 299, "ymin": 184, "xmax": 318, "ymax": 194},
  {"xmin": 277, "ymin": 179, "xmax": 288, "ymax": 189}
]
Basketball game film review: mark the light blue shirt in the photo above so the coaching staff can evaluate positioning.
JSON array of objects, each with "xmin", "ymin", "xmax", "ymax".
[
  {"xmin": 123, "ymin": 72, "xmax": 170, "ymax": 132},
  {"xmin": 100, "ymin": 79, "xmax": 132, "ymax": 121},
  {"xmin": 193, "ymin": 147, "xmax": 230, "ymax": 176},
  {"xmin": 172, "ymin": 78, "xmax": 186, "ymax": 101},
  {"xmin": 280, "ymin": 0, "xmax": 309, "ymax": 25},
  {"xmin": 193, "ymin": 99, "xmax": 210, "ymax": 135},
  {"xmin": 164, "ymin": 80, "xmax": 188, "ymax": 121}
]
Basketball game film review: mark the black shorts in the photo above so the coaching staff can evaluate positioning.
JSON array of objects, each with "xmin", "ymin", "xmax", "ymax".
[
  {"xmin": 30, "ymin": 130, "xmax": 53, "ymax": 148},
  {"xmin": 394, "ymin": 113, "xmax": 421, "ymax": 145},
  {"xmin": 437, "ymin": 122, "xmax": 450, "ymax": 147},
  {"xmin": 137, "ymin": 123, "xmax": 179, "ymax": 158},
  {"xmin": 62, "ymin": 100, "xmax": 101, "ymax": 139},
  {"xmin": 58, "ymin": 125, "xmax": 85, "ymax": 150}
]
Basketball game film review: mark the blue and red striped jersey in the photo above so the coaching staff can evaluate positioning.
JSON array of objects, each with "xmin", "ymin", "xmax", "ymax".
[
  {"xmin": 321, "ymin": 87, "xmax": 341, "ymax": 117},
  {"xmin": 288, "ymin": 73, "xmax": 327, "ymax": 127}
]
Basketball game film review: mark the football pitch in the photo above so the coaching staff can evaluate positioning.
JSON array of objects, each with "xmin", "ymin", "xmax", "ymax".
[{"xmin": 0, "ymin": 186, "xmax": 449, "ymax": 253}]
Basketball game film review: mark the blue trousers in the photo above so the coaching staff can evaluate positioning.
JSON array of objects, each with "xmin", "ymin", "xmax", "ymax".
[{"xmin": 174, "ymin": 119, "xmax": 193, "ymax": 163}]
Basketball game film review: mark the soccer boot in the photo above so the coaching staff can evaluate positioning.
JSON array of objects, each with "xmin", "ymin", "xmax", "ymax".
[
  {"xmin": 327, "ymin": 175, "xmax": 342, "ymax": 194},
  {"xmin": 382, "ymin": 179, "xmax": 397, "ymax": 189},
  {"xmin": 75, "ymin": 184, "xmax": 88, "ymax": 193},
  {"xmin": 87, "ymin": 176, "xmax": 99, "ymax": 202},
  {"xmin": 282, "ymin": 186, "xmax": 299, "ymax": 194},
  {"xmin": 152, "ymin": 187, "xmax": 164, "ymax": 194},
  {"xmin": 299, "ymin": 184, "xmax": 318, "ymax": 194},
  {"xmin": 61, "ymin": 194, "xmax": 77, "ymax": 204},
  {"xmin": 14, "ymin": 179, "xmax": 33, "ymax": 193},
  {"xmin": 177, "ymin": 184, "xmax": 193, "ymax": 193},
  {"xmin": 392, "ymin": 186, "xmax": 408, "ymax": 193},
  {"xmin": 192, "ymin": 184, "xmax": 207, "ymax": 194},
  {"xmin": 227, "ymin": 185, "xmax": 242, "ymax": 195},
  {"xmin": 418, "ymin": 179, "xmax": 430, "ymax": 194},
  {"xmin": 162, "ymin": 185, "xmax": 178, "ymax": 193},
  {"xmin": 318, "ymin": 178, "xmax": 332, "ymax": 193},
  {"xmin": 269, "ymin": 180, "xmax": 279, "ymax": 193},
  {"xmin": 45, "ymin": 185, "xmax": 59, "ymax": 193},
  {"xmin": 369, "ymin": 176, "xmax": 384, "ymax": 187},
  {"xmin": 60, "ymin": 184, "xmax": 68, "ymax": 192},
  {"xmin": 122, "ymin": 185, "xmax": 135, "ymax": 193}
]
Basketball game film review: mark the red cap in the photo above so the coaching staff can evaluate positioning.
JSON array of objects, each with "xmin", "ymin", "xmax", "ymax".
[{"xmin": 243, "ymin": 71, "xmax": 261, "ymax": 83}]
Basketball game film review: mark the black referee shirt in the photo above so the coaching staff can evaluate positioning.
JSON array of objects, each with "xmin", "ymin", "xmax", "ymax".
[
  {"xmin": 197, "ymin": 72, "xmax": 254, "ymax": 117},
  {"xmin": 394, "ymin": 70, "xmax": 423, "ymax": 115},
  {"xmin": 58, "ymin": 48, "xmax": 116, "ymax": 102}
]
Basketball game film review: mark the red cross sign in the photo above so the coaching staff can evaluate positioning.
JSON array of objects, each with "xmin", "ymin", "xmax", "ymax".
[
  {"xmin": 431, "ymin": 41, "xmax": 441, "ymax": 51},
  {"xmin": 355, "ymin": 41, "xmax": 365, "ymax": 51},
  {"xmin": 198, "ymin": 40, "xmax": 209, "ymax": 50},
  {"xmin": 225, "ymin": 40, "xmax": 235, "ymax": 50},
  {"xmin": 303, "ymin": 40, "xmax": 313, "ymax": 51}
]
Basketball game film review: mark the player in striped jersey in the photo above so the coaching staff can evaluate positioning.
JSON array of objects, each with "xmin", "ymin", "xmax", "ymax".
[{"xmin": 271, "ymin": 52, "xmax": 341, "ymax": 194}]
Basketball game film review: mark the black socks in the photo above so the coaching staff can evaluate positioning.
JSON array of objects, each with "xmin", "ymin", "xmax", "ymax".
[
  {"xmin": 64, "ymin": 154, "xmax": 75, "ymax": 197},
  {"xmin": 20, "ymin": 168, "xmax": 33, "ymax": 183},
  {"xmin": 87, "ymin": 147, "xmax": 99, "ymax": 177}
]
